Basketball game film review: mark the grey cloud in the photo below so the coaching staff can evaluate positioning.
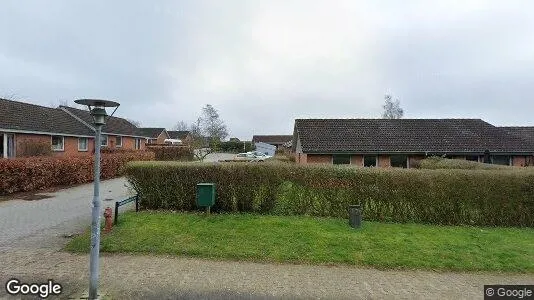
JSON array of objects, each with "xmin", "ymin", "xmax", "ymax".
[{"xmin": 1, "ymin": 0, "xmax": 533, "ymax": 139}]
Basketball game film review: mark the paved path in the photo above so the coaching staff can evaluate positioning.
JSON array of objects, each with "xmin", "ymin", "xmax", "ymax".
[
  {"xmin": 0, "ymin": 179, "xmax": 532, "ymax": 299},
  {"xmin": 0, "ymin": 177, "xmax": 133, "ymax": 248}
]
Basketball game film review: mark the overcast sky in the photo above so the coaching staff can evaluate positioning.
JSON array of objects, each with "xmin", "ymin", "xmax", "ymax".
[{"xmin": 1, "ymin": 0, "xmax": 533, "ymax": 140}]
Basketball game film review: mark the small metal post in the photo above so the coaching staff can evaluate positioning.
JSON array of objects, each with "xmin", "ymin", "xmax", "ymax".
[
  {"xmin": 88, "ymin": 125, "xmax": 102, "ymax": 300},
  {"xmin": 206, "ymin": 206, "xmax": 211, "ymax": 215},
  {"xmin": 114, "ymin": 201, "xmax": 119, "ymax": 225}
]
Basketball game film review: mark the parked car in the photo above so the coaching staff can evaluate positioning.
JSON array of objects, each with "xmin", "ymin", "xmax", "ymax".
[
  {"xmin": 246, "ymin": 151, "xmax": 272, "ymax": 159},
  {"xmin": 234, "ymin": 152, "xmax": 267, "ymax": 162}
]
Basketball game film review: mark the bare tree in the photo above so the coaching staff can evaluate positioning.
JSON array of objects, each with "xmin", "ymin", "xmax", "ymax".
[
  {"xmin": 382, "ymin": 94, "xmax": 404, "ymax": 119},
  {"xmin": 189, "ymin": 104, "xmax": 229, "ymax": 161},
  {"xmin": 200, "ymin": 104, "xmax": 228, "ymax": 142},
  {"xmin": 126, "ymin": 119, "xmax": 142, "ymax": 127},
  {"xmin": 173, "ymin": 120, "xmax": 190, "ymax": 131}
]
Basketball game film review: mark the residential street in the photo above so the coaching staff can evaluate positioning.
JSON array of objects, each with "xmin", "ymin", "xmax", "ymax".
[{"xmin": 0, "ymin": 178, "xmax": 532, "ymax": 299}]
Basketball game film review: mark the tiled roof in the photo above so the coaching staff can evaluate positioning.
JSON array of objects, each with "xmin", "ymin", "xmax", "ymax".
[
  {"xmin": 138, "ymin": 128, "xmax": 167, "ymax": 139},
  {"xmin": 0, "ymin": 98, "xmax": 95, "ymax": 136},
  {"xmin": 500, "ymin": 127, "xmax": 534, "ymax": 142},
  {"xmin": 252, "ymin": 135, "xmax": 293, "ymax": 144},
  {"xmin": 61, "ymin": 106, "xmax": 149, "ymax": 137},
  {"xmin": 294, "ymin": 118, "xmax": 534, "ymax": 154},
  {"xmin": 168, "ymin": 130, "xmax": 190, "ymax": 140}
]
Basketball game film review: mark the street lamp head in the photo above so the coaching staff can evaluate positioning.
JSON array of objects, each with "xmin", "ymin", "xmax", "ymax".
[{"xmin": 74, "ymin": 99, "xmax": 120, "ymax": 126}]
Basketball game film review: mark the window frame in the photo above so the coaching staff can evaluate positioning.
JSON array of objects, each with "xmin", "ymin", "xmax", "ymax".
[
  {"xmin": 491, "ymin": 155, "xmax": 511, "ymax": 166},
  {"xmin": 135, "ymin": 138, "xmax": 141, "ymax": 150},
  {"xmin": 101, "ymin": 135, "xmax": 108, "ymax": 147},
  {"xmin": 332, "ymin": 154, "xmax": 351, "ymax": 165},
  {"xmin": 78, "ymin": 137, "xmax": 88, "ymax": 152},
  {"xmin": 390, "ymin": 154, "xmax": 408, "ymax": 168},
  {"xmin": 363, "ymin": 155, "xmax": 378, "ymax": 167},
  {"xmin": 51, "ymin": 135, "xmax": 64, "ymax": 152},
  {"xmin": 115, "ymin": 136, "xmax": 122, "ymax": 148}
]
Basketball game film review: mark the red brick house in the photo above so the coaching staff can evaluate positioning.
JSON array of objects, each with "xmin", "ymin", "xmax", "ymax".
[
  {"xmin": 138, "ymin": 128, "xmax": 169, "ymax": 144},
  {"xmin": 167, "ymin": 130, "xmax": 193, "ymax": 145},
  {"xmin": 293, "ymin": 119, "xmax": 534, "ymax": 167},
  {"xmin": 0, "ymin": 98, "xmax": 153, "ymax": 158}
]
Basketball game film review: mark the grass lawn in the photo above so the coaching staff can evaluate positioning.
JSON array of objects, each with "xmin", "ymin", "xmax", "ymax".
[{"xmin": 65, "ymin": 212, "xmax": 534, "ymax": 272}]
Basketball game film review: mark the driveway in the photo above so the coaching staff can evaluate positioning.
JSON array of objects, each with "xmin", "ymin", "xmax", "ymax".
[
  {"xmin": 0, "ymin": 177, "xmax": 133, "ymax": 248},
  {"xmin": 0, "ymin": 179, "xmax": 532, "ymax": 299}
]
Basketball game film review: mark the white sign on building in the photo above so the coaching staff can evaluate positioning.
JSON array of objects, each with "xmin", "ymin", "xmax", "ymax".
[{"xmin": 254, "ymin": 142, "xmax": 276, "ymax": 156}]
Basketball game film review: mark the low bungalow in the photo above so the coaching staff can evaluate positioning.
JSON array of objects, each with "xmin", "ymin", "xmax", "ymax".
[
  {"xmin": 167, "ymin": 130, "xmax": 193, "ymax": 145},
  {"xmin": 292, "ymin": 118, "xmax": 534, "ymax": 167},
  {"xmin": 0, "ymin": 98, "xmax": 153, "ymax": 158},
  {"xmin": 138, "ymin": 128, "xmax": 169, "ymax": 144},
  {"xmin": 252, "ymin": 135, "xmax": 293, "ymax": 150}
]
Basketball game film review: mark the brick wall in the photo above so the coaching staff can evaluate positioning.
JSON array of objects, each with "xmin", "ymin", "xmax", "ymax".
[
  {"xmin": 61, "ymin": 136, "xmax": 94, "ymax": 156},
  {"xmin": 378, "ymin": 155, "xmax": 391, "ymax": 168},
  {"xmin": 156, "ymin": 131, "xmax": 168, "ymax": 144},
  {"xmin": 512, "ymin": 155, "xmax": 534, "ymax": 167},
  {"xmin": 14, "ymin": 133, "xmax": 96, "ymax": 157},
  {"xmin": 350, "ymin": 155, "xmax": 363, "ymax": 166},
  {"xmin": 306, "ymin": 154, "xmax": 332, "ymax": 164}
]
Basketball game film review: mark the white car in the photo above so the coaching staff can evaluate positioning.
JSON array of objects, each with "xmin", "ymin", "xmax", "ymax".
[
  {"xmin": 234, "ymin": 152, "xmax": 267, "ymax": 162},
  {"xmin": 246, "ymin": 151, "xmax": 272, "ymax": 159}
]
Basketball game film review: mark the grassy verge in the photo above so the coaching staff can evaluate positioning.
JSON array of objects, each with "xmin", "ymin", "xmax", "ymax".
[{"xmin": 65, "ymin": 212, "xmax": 534, "ymax": 272}]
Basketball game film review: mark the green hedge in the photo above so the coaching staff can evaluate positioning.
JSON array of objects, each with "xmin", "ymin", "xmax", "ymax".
[
  {"xmin": 145, "ymin": 146, "xmax": 194, "ymax": 161},
  {"xmin": 124, "ymin": 162, "xmax": 534, "ymax": 227},
  {"xmin": 419, "ymin": 156, "xmax": 513, "ymax": 170}
]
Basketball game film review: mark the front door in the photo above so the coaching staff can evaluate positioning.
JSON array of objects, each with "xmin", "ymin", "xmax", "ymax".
[{"xmin": 2, "ymin": 133, "xmax": 15, "ymax": 158}]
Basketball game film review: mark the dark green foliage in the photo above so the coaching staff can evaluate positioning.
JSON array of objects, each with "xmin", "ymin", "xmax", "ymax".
[
  {"xmin": 146, "ymin": 146, "xmax": 194, "ymax": 161},
  {"xmin": 419, "ymin": 156, "xmax": 512, "ymax": 170},
  {"xmin": 217, "ymin": 141, "xmax": 254, "ymax": 153},
  {"xmin": 125, "ymin": 162, "xmax": 534, "ymax": 227}
]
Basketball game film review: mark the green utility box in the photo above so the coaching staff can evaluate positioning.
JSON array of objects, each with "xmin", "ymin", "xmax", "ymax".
[{"xmin": 196, "ymin": 183, "xmax": 216, "ymax": 207}]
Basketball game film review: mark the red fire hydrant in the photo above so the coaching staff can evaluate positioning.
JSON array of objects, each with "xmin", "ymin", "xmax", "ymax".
[{"xmin": 104, "ymin": 207, "xmax": 113, "ymax": 233}]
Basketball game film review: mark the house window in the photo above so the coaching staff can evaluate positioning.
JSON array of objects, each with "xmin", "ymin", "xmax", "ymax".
[
  {"xmin": 135, "ymin": 138, "xmax": 142, "ymax": 150},
  {"xmin": 116, "ymin": 136, "xmax": 122, "ymax": 147},
  {"xmin": 332, "ymin": 154, "xmax": 351, "ymax": 165},
  {"xmin": 51, "ymin": 136, "xmax": 64, "ymax": 151},
  {"xmin": 466, "ymin": 155, "xmax": 478, "ymax": 162},
  {"xmin": 364, "ymin": 155, "xmax": 377, "ymax": 167},
  {"xmin": 491, "ymin": 155, "xmax": 511, "ymax": 166},
  {"xmin": 101, "ymin": 135, "xmax": 108, "ymax": 147},
  {"xmin": 78, "ymin": 137, "xmax": 88, "ymax": 151},
  {"xmin": 390, "ymin": 155, "xmax": 408, "ymax": 168}
]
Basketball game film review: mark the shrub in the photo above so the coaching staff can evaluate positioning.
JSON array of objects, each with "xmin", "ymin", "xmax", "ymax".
[
  {"xmin": 125, "ymin": 162, "xmax": 534, "ymax": 227},
  {"xmin": 17, "ymin": 141, "xmax": 52, "ymax": 157},
  {"xmin": 145, "ymin": 146, "xmax": 194, "ymax": 161},
  {"xmin": 419, "ymin": 156, "xmax": 513, "ymax": 170},
  {"xmin": 0, "ymin": 151, "xmax": 154, "ymax": 195},
  {"xmin": 217, "ymin": 141, "xmax": 254, "ymax": 153}
]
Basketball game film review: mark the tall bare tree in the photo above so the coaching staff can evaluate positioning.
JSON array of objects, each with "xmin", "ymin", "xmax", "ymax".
[
  {"xmin": 382, "ymin": 94, "xmax": 404, "ymax": 119},
  {"xmin": 126, "ymin": 119, "xmax": 141, "ymax": 127},
  {"xmin": 189, "ymin": 104, "xmax": 229, "ymax": 161},
  {"xmin": 173, "ymin": 121, "xmax": 190, "ymax": 131}
]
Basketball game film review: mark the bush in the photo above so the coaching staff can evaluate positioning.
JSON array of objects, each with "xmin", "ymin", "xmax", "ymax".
[
  {"xmin": 145, "ymin": 146, "xmax": 194, "ymax": 161},
  {"xmin": 125, "ymin": 162, "xmax": 534, "ymax": 227},
  {"xmin": 419, "ymin": 156, "xmax": 513, "ymax": 170},
  {"xmin": 217, "ymin": 141, "xmax": 254, "ymax": 153},
  {"xmin": 17, "ymin": 141, "xmax": 52, "ymax": 157},
  {"xmin": 0, "ymin": 151, "xmax": 154, "ymax": 195}
]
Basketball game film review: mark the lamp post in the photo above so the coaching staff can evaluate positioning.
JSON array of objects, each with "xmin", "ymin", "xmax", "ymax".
[{"xmin": 74, "ymin": 99, "xmax": 120, "ymax": 300}]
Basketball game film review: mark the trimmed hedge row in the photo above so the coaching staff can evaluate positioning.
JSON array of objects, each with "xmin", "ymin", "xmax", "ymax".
[
  {"xmin": 419, "ymin": 157, "xmax": 514, "ymax": 170},
  {"xmin": 145, "ymin": 146, "xmax": 194, "ymax": 161},
  {"xmin": 0, "ymin": 152, "xmax": 154, "ymax": 195},
  {"xmin": 125, "ymin": 162, "xmax": 534, "ymax": 227}
]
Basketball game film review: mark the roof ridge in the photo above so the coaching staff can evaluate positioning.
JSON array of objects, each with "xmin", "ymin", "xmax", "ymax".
[{"xmin": 1, "ymin": 98, "xmax": 65, "ymax": 112}]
